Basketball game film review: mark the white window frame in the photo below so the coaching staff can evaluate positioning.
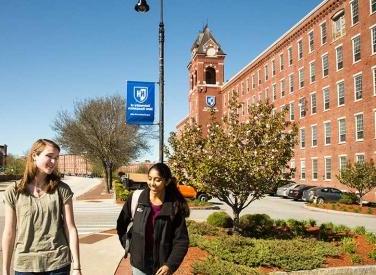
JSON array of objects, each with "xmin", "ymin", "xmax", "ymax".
[
  {"xmin": 373, "ymin": 66, "xmax": 376, "ymax": 96},
  {"xmin": 257, "ymin": 69, "xmax": 261, "ymax": 85},
  {"xmin": 371, "ymin": 0, "xmax": 376, "ymax": 14},
  {"xmin": 337, "ymin": 79, "xmax": 345, "ymax": 107},
  {"xmin": 324, "ymin": 120, "xmax": 331, "ymax": 145},
  {"xmin": 350, "ymin": 0, "xmax": 359, "ymax": 26},
  {"xmin": 264, "ymin": 64, "xmax": 269, "ymax": 81},
  {"xmin": 320, "ymin": 21, "xmax": 327, "ymax": 45},
  {"xmin": 298, "ymin": 67, "xmax": 304, "ymax": 89},
  {"xmin": 352, "ymin": 34, "xmax": 361, "ymax": 64},
  {"xmin": 355, "ymin": 112, "xmax": 364, "ymax": 141},
  {"xmin": 311, "ymin": 157, "xmax": 318, "ymax": 181},
  {"xmin": 252, "ymin": 74, "xmax": 256, "ymax": 89},
  {"xmin": 280, "ymin": 78, "xmax": 285, "ymax": 97},
  {"xmin": 310, "ymin": 92, "xmax": 317, "ymax": 114},
  {"xmin": 300, "ymin": 127, "xmax": 306, "ymax": 149},
  {"xmin": 355, "ymin": 153, "xmax": 365, "ymax": 163},
  {"xmin": 338, "ymin": 117, "xmax": 346, "ymax": 144},
  {"xmin": 300, "ymin": 159, "xmax": 306, "ymax": 180},
  {"xmin": 335, "ymin": 44, "xmax": 344, "ymax": 71},
  {"xmin": 290, "ymin": 159, "xmax": 296, "ymax": 179},
  {"xmin": 272, "ymin": 83, "xmax": 277, "ymax": 102},
  {"xmin": 297, "ymin": 39, "xmax": 303, "ymax": 60},
  {"xmin": 339, "ymin": 155, "xmax": 348, "ymax": 174},
  {"xmin": 374, "ymin": 108, "xmax": 376, "ymax": 138},
  {"xmin": 299, "ymin": 97, "xmax": 306, "ymax": 118},
  {"xmin": 370, "ymin": 24, "xmax": 376, "ymax": 55},
  {"xmin": 308, "ymin": 30, "xmax": 314, "ymax": 52},
  {"xmin": 324, "ymin": 156, "xmax": 332, "ymax": 181},
  {"xmin": 289, "ymin": 101, "xmax": 295, "ymax": 121},
  {"xmin": 279, "ymin": 53, "xmax": 284, "ymax": 71},
  {"xmin": 288, "ymin": 46, "xmax": 293, "ymax": 66},
  {"xmin": 332, "ymin": 10, "xmax": 346, "ymax": 40},
  {"xmin": 289, "ymin": 73, "xmax": 294, "ymax": 94},
  {"xmin": 322, "ymin": 53, "xmax": 329, "ymax": 77},
  {"xmin": 311, "ymin": 124, "xmax": 318, "ymax": 147},
  {"xmin": 272, "ymin": 59, "xmax": 276, "ymax": 76},
  {"xmin": 353, "ymin": 72, "xmax": 363, "ymax": 101},
  {"xmin": 309, "ymin": 61, "xmax": 316, "ymax": 83},
  {"xmin": 323, "ymin": 86, "xmax": 330, "ymax": 111}
]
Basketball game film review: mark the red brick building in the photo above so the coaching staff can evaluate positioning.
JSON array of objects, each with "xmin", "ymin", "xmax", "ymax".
[
  {"xmin": 178, "ymin": 0, "xmax": 376, "ymax": 201},
  {"xmin": 58, "ymin": 154, "xmax": 92, "ymax": 176}
]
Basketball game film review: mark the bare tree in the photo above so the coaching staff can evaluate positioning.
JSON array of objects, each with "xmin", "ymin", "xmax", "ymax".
[{"xmin": 53, "ymin": 95, "xmax": 153, "ymax": 193}]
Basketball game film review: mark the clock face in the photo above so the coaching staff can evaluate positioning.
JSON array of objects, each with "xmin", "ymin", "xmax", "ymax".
[{"xmin": 207, "ymin": 47, "xmax": 216, "ymax": 56}]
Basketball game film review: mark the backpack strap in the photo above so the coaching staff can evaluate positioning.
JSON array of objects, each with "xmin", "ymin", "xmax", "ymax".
[{"xmin": 131, "ymin": 189, "xmax": 143, "ymax": 219}]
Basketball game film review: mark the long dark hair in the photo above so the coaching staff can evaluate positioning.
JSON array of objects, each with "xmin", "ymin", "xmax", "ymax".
[{"xmin": 148, "ymin": 163, "xmax": 190, "ymax": 217}]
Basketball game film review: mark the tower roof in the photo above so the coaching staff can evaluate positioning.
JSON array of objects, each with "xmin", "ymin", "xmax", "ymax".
[{"xmin": 191, "ymin": 25, "xmax": 225, "ymax": 55}]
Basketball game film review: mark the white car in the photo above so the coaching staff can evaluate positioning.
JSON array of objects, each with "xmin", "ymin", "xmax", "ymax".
[{"xmin": 276, "ymin": 182, "xmax": 298, "ymax": 197}]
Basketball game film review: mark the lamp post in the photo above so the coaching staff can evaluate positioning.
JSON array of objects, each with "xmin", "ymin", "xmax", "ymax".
[{"xmin": 135, "ymin": 0, "xmax": 165, "ymax": 163}]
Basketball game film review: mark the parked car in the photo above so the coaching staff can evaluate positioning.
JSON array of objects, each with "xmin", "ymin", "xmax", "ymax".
[
  {"xmin": 302, "ymin": 187, "xmax": 342, "ymax": 203},
  {"xmin": 276, "ymin": 182, "xmax": 299, "ymax": 197},
  {"xmin": 288, "ymin": 185, "xmax": 316, "ymax": 201},
  {"xmin": 267, "ymin": 179, "xmax": 295, "ymax": 196},
  {"xmin": 177, "ymin": 183, "xmax": 211, "ymax": 202}
]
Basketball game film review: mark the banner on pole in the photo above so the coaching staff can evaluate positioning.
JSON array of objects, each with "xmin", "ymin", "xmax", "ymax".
[{"xmin": 126, "ymin": 81, "xmax": 155, "ymax": 125}]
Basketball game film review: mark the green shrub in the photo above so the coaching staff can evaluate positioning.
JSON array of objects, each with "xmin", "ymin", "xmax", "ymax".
[
  {"xmin": 365, "ymin": 232, "xmax": 376, "ymax": 244},
  {"xmin": 239, "ymin": 214, "xmax": 273, "ymax": 237},
  {"xmin": 207, "ymin": 211, "xmax": 233, "ymax": 228},
  {"xmin": 187, "ymin": 220, "xmax": 221, "ymax": 236},
  {"xmin": 353, "ymin": 226, "xmax": 366, "ymax": 235},
  {"xmin": 274, "ymin": 219, "xmax": 287, "ymax": 228},
  {"xmin": 368, "ymin": 249, "xmax": 376, "ymax": 260},
  {"xmin": 319, "ymin": 223, "xmax": 332, "ymax": 241},
  {"xmin": 286, "ymin": 219, "xmax": 306, "ymax": 236},
  {"xmin": 192, "ymin": 256, "xmax": 260, "ymax": 275},
  {"xmin": 339, "ymin": 192, "xmax": 359, "ymax": 205},
  {"xmin": 341, "ymin": 237, "xmax": 356, "ymax": 254},
  {"xmin": 308, "ymin": 219, "xmax": 317, "ymax": 227},
  {"xmin": 114, "ymin": 181, "xmax": 130, "ymax": 201},
  {"xmin": 367, "ymin": 207, "xmax": 373, "ymax": 214},
  {"xmin": 351, "ymin": 254, "xmax": 363, "ymax": 264},
  {"xmin": 333, "ymin": 224, "xmax": 351, "ymax": 235}
]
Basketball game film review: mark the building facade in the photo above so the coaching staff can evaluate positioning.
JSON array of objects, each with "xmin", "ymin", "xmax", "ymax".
[
  {"xmin": 178, "ymin": 0, "xmax": 376, "ymax": 201},
  {"xmin": 58, "ymin": 154, "xmax": 92, "ymax": 176},
  {"xmin": 0, "ymin": 144, "xmax": 8, "ymax": 170}
]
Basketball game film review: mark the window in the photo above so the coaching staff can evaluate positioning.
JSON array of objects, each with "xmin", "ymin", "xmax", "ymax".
[
  {"xmin": 373, "ymin": 66, "xmax": 376, "ymax": 95},
  {"xmin": 272, "ymin": 60, "xmax": 276, "ymax": 76},
  {"xmin": 311, "ymin": 125, "xmax": 317, "ymax": 147},
  {"xmin": 322, "ymin": 53, "xmax": 329, "ymax": 77},
  {"xmin": 308, "ymin": 31, "xmax": 314, "ymax": 52},
  {"xmin": 350, "ymin": 0, "xmax": 359, "ymax": 25},
  {"xmin": 355, "ymin": 113, "xmax": 364, "ymax": 140},
  {"xmin": 298, "ymin": 40, "xmax": 303, "ymax": 60},
  {"xmin": 372, "ymin": 0, "xmax": 376, "ymax": 13},
  {"xmin": 252, "ymin": 74, "xmax": 256, "ymax": 89},
  {"xmin": 354, "ymin": 73, "xmax": 363, "ymax": 100},
  {"xmin": 312, "ymin": 158, "xmax": 318, "ymax": 180},
  {"xmin": 336, "ymin": 45, "xmax": 343, "ymax": 70},
  {"xmin": 311, "ymin": 93, "xmax": 317, "ymax": 114},
  {"xmin": 299, "ymin": 68, "xmax": 304, "ymax": 88},
  {"xmin": 258, "ymin": 69, "xmax": 261, "ymax": 85},
  {"xmin": 300, "ymin": 160, "xmax": 306, "ymax": 180},
  {"xmin": 280, "ymin": 53, "xmax": 284, "ymax": 71},
  {"xmin": 264, "ymin": 64, "xmax": 269, "ymax": 81},
  {"xmin": 325, "ymin": 157, "xmax": 332, "ymax": 180},
  {"xmin": 338, "ymin": 118, "xmax": 346, "ymax": 143},
  {"xmin": 280, "ymin": 79, "xmax": 286, "ymax": 97},
  {"xmin": 339, "ymin": 155, "xmax": 348, "ymax": 173},
  {"xmin": 265, "ymin": 88, "xmax": 269, "ymax": 100},
  {"xmin": 337, "ymin": 80, "xmax": 345, "ymax": 106},
  {"xmin": 205, "ymin": 67, "xmax": 216, "ymax": 84},
  {"xmin": 356, "ymin": 153, "xmax": 365, "ymax": 163},
  {"xmin": 323, "ymin": 87, "xmax": 330, "ymax": 111},
  {"xmin": 299, "ymin": 97, "xmax": 306, "ymax": 118},
  {"xmin": 288, "ymin": 47, "xmax": 293, "ymax": 66},
  {"xmin": 289, "ymin": 102, "xmax": 295, "ymax": 121},
  {"xmin": 310, "ymin": 61, "xmax": 316, "ymax": 83},
  {"xmin": 272, "ymin": 84, "xmax": 277, "ymax": 101},
  {"xmin": 247, "ymin": 99, "xmax": 251, "ymax": 114},
  {"xmin": 246, "ymin": 78, "xmax": 249, "ymax": 92},
  {"xmin": 371, "ymin": 25, "xmax": 376, "ymax": 55},
  {"xmin": 332, "ymin": 10, "xmax": 345, "ymax": 40},
  {"xmin": 324, "ymin": 121, "xmax": 331, "ymax": 145},
  {"xmin": 352, "ymin": 35, "xmax": 361, "ymax": 63},
  {"xmin": 289, "ymin": 74, "xmax": 294, "ymax": 93},
  {"xmin": 290, "ymin": 159, "xmax": 296, "ymax": 178},
  {"xmin": 320, "ymin": 22, "xmax": 327, "ymax": 44},
  {"xmin": 300, "ymin": 128, "xmax": 306, "ymax": 148}
]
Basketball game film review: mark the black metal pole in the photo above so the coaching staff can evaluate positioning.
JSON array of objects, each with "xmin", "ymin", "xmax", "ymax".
[{"xmin": 159, "ymin": 0, "xmax": 165, "ymax": 163}]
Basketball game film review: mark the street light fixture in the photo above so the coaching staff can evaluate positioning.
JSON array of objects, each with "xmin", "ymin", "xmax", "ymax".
[{"xmin": 135, "ymin": 0, "xmax": 165, "ymax": 163}]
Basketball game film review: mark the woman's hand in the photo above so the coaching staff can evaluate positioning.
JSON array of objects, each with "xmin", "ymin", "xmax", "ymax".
[{"xmin": 155, "ymin": 265, "xmax": 171, "ymax": 275}]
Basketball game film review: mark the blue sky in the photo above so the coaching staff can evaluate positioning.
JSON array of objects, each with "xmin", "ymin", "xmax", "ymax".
[{"xmin": 0, "ymin": 0, "xmax": 322, "ymax": 161}]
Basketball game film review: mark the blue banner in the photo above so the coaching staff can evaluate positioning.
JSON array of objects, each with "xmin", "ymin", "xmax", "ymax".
[{"xmin": 126, "ymin": 81, "xmax": 155, "ymax": 125}]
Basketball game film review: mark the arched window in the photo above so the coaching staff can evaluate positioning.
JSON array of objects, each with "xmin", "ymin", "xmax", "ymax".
[
  {"xmin": 194, "ymin": 70, "xmax": 198, "ymax": 85},
  {"xmin": 190, "ymin": 75, "xmax": 193, "ymax": 89},
  {"xmin": 205, "ymin": 67, "xmax": 216, "ymax": 84}
]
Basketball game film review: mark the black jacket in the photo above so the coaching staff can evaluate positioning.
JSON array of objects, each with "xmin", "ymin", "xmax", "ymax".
[{"xmin": 116, "ymin": 188, "xmax": 189, "ymax": 274}]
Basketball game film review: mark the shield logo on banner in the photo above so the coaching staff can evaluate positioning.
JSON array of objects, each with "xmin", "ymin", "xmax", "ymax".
[
  {"xmin": 134, "ymin": 87, "xmax": 148, "ymax": 103},
  {"xmin": 206, "ymin": 96, "xmax": 216, "ymax": 107}
]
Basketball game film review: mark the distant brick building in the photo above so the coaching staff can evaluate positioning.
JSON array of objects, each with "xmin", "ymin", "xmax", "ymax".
[
  {"xmin": 58, "ymin": 154, "xmax": 92, "ymax": 176},
  {"xmin": 178, "ymin": 0, "xmax": 376, "ymax": 201},
  {"xmin": 0, "ymin": 144, "xmax": 7, "ymax": 169}
]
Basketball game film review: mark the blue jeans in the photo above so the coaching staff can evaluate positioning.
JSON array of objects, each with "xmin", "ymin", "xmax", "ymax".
[{"xmin": 15, "ymin": 264, "xmax": 71, "ymax": 275}]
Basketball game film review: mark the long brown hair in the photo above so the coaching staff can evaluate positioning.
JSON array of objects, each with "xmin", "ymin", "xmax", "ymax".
[{"xmin": 16, "ymin": 139, "xmax": 61, "ymax": 194}]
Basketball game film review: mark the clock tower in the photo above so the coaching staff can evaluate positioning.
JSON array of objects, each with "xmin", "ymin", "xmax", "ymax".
[{"xmin": 178, "ymin": 25, "xmax": 225, "ymax": 134}]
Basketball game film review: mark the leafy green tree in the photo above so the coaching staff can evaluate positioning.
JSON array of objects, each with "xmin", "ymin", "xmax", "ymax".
[
  {"xmin": 167, "ymin": 95, "xmax": 298, "ymax": 230},
  {"xmin": 53, "ymin": 95, "xmax": 153, "ymax": 193},
  {"xmin": 337, "ymin": 160, "xmax": 376, "ymax": 206},
  {"xmin": 4, "ymin": 154, "xmax": 26, "ymax": 175}
]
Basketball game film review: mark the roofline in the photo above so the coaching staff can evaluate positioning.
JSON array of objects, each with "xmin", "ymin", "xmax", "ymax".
[{"xmin": 223, "ymin": 0, "xmax": 330, "ymax": 89}]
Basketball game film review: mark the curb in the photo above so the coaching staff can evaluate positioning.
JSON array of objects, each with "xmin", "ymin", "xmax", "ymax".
[
  {"xmin": 271, "ymin": 265, "xmax": 376, "ymax": 274},
  {"xmin": 304, "ymin": 204, "xmax": 376, "ymax": 218},
  {"xmin": 189, "ymin": 206, "xmax": 221, "ymax": 210}
]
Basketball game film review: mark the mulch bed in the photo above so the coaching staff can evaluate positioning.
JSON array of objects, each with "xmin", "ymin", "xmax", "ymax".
[{"xmin": 309, "ymin": 202, "xmax": 376, "ymax": 215}]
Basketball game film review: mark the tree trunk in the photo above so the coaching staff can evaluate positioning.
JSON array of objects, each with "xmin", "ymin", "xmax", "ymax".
[
  {"xmin": 232, "ymin": 208, "xmax": 241, "ymax": 233},
  {"xmin": 103, "ymin": 161, "xmax": 110, "ymax": 193}
]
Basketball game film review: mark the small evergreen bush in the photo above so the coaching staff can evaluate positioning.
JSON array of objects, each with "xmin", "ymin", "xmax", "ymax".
[
  {"xmin": 368, "ymin": 249, "xmax": 376, "ymax": 260},
  {"xmin": 339, "ymin": 192, "xmax": 359, "ymax": 205},
  {"xmin": 239, "ymin": 214, "xmax": 273, "ymax": 237},
  {"xmin": 187, "ymin": 220, "xmax": 221, "ymax": 236},
  {"xmin": 341, "ymin": 237, "xmax": 356, "ymax": 254},
  {"xmin": 207, "ymin": 211, "xmax": 233, "ymax": 228},
  {"xmin": 114, "ymin": 181, "xmax": 130, "ymax": 201},
  {"xmin": 353, "ymin": 226, "xmax": 366, "ymax": 235},
  {"xmin": 286, "ymin": 219, "xmax": 306, "ymax": 236}
]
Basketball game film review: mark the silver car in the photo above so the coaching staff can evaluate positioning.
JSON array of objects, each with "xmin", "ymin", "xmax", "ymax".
[{"xmin": 276, "ymin": 182, "xmax": 299, "ymax": 197}]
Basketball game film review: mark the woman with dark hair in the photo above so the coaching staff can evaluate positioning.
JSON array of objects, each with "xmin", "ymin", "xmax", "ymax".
[
  {"xmin": 2, "ymin": 139, "xmax": 81, "ymax": 275},
  {"xmin": 117, "ymin": 163, "xmax": 189, "ymax": 275}
]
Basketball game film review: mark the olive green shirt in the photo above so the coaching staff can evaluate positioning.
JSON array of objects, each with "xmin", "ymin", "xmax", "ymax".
[{"xmin": 3, "ymin": 181, "xmax": 73, "ymax": 272}]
